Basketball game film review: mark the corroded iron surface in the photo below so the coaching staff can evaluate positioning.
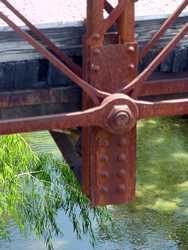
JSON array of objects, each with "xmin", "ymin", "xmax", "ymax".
[{"xmin": 1, "ymin": 0, "xmax": 188, "ymax": 206}]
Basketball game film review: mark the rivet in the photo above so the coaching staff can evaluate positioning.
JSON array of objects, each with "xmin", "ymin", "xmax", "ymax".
[
  {"xmin": 117, "ymin": 169, "xmax": 126, "ymax": 177},
  {"xmin": 117, "ymin": 184, "xmax": 126, "ymax": 193},
  {"xmin": 93, "ymin": 48, "xmax": 101, "ymax": 54},
  {"xmin": 100, "ymin": 155, "xmax": 109, "ymax": 163},
  {"xmin": 100, "ymin": 186, "xmax": 109, "ymax": 193},
  {"xmin": 128, "ymin": 46, "xmax": 135, "ymax": 53},
  {"xmin": 92, "ymin": 33, "xmax": 100, "ymax": 40},
  {"xmin": 91, "ymin": 64, "xmax": 100, "ymax": 72},
  {"xmin": 98, "ymin": 139, "xmax": 109, "ymax": 147},
  {"xmin": 129, "ymin": 64, "xmax": 135, "ymax": 70},
  {"xmin": 119, "ymin": 137, "xmax": 127, "ymax": 146},
  {"xmin": 100, "ymin": 171, "xmax": 109, "ymax": 178},
  {"xmin": 118, "ymin": 153, "xmax": 126, "ymax": 162}
]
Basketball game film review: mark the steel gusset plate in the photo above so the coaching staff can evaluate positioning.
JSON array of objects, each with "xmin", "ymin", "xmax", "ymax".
[{"xmin": 82, "ymin": 43, "xmax": 138, "ymax": 206}]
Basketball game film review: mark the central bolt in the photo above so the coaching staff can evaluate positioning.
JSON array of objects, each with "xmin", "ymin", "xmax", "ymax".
[
  {"xmin": 106, "ymin": 105, "xmax": 134, "ymax": 134},
  {"xmin": 115, "ymin": 111, "xmax": 130, "ymax": 129},
  {"xmin": 102, "ymin": 94, "xmax": 138, "ymax": 134}
]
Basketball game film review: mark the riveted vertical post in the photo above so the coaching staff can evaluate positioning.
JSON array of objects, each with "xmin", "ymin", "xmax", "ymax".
[
  {"xmin": 117, "ymin": 0, "xmax": 135, "ymax": 43},
  {"xmin": 82, "ymin": 0, "xmax": 138, "ymax": 206},
  {"xmin": 116, "ymin": 0, "xmax": 137, "ymax": 205},
  {"xmin": 82, "ymin": 0, "xmax": 104, "ymax": 197}
]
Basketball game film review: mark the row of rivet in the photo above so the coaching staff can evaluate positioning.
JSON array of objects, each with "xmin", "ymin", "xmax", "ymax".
[
  {"xmin": 100, "ymin": 168, "xmax": 126, "ymax": 178},
  {"xmin": 99, "ymin": 153, "xmax": 126, "ymax": 163},
  {"xmin": 128, "ymin": 45, "xmax": 136, "ymax": 71},
  {"xmin": 97, "ymin": 136, "xmax": 128, "ymax": 194},
  {"xmin": 91, "ymin": 45, "xmax": 136, "ymax": 72},
  {"xmin": 91, "ymin": 32, "xmax": 136, "ymax": 53},
  {"xmin": 93, "ymin": 45, "xmax": 135, "ymax": 55},
  {"xmin": 91, "ymin": 64, "xmax": 135, "ymax": 72},
  {"xmin": 100, "ymin": 184, "xmax": 126, "ymax": 193},
  {"xmin": 98, "ymin": 137, "xmax": 127, "ymax": 147}
]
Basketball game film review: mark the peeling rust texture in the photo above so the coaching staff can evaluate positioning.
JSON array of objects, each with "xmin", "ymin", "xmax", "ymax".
[
  {"xmin": 83, "ymin": 43, "xmax": 138, "ymax": 206},
  {"xmin": 1, "ymin": 0, "xmax": 188, "ymax": 206}
]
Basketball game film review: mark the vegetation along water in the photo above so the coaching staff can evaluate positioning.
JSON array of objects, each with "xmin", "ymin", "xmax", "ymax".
[{"xmin": 0, "ymin": 117, "xmax": 188, "ymax": 250}]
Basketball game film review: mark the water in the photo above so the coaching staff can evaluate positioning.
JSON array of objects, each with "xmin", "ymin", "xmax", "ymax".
[{"xmin": 1, "ymin": 117, "xmax": 188, "ymax": 250}]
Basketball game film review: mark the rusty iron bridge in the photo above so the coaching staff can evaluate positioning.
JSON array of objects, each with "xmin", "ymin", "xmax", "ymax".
[{"xmin": 1, "ymin": 0, "xmax": 188, "ymax": 206}]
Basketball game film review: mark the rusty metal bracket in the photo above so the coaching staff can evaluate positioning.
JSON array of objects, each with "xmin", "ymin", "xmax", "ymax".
[{"xmin": 1, "ymin": 0, "xmax": 188, "ymax": 206}]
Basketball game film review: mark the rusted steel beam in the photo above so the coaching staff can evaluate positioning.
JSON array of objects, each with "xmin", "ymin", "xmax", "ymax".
[
  {"xmin": 1, "ymin": 92, "xmax": 188, "ymax": 135},
  {"xmin": 104, "ymin": 0, "xmax": 114, "ymax": 13},
  {"xmin": 102, "ymin": 0, "xmax": 128, "ymax": 34},
  {"xmin": 1, "ymin": 0, "xmax": 82, "ymax": 76},
  {"xmin": 0, "ymin": 86, "xmax": 79, "ymax": 108},
  {"xmin": 0, "ymin": 102, "xmax": 104, "ymax": 135},
  {"xmin": 140, "ymin": 78, "xmax": 188, "ymax": 97},
  {"xmin": 137, "ymin": 98, "xmax": 188, "ymax": 118},
  {"xmin": 114, "ymin": 0, "xmax": 137, "ymax": 205},
  {"xmin": 0, "ymin": 12, "xmax": 109, "ymax": 104},
  {"xmin": 140, "ymin": 0, "xmax": 188, "ymax": 61},
  {"xmin": 82, "ymin": 0, "xmax": 105, "ymax": 203},
  {"xmin": 50, "ymin": 131, "xmax": 82, "ymax": 181},
  {"xmin": 82, "ymin": 0, "xmax": 138, "ymax": 205},
  {"xmin": 121, "ymin": 22, "xmax": 188, "ymax": 97},
  {"xmin": 2, "ymin": 0, "xmax": 188, "ymax": 207},
  {"xmin": 87, "ymin": 0, "xmax": 128, "ymax": 46},
  {"xmin": 0, "ymin": 93, "xmax": 136, "ymax": 136},
  {"xmin": 117, "ymin": 0, "xmax": 135, "ymax": 43},
  {"xmin": 86, "ymin": 0, "xmax": 104, "ymax": 38}
]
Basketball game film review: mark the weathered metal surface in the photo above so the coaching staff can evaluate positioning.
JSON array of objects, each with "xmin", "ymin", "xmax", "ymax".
[
  {"xmin": 137, "ymin": 98, "xmax": 188, "ymax": 118},
  {"xmin": 1, "ymin": 0, "xmax": 188, "ymax": 207},
  {"xmin": 50, "ymin": 131, "xmax": 82, "ymax": 181},
  {"xmin": 141, "ymin": 77, "xmax": 188, "ymax": 97},
  {"xmin": 139, "ymin": 0, "xmax": 188, "ymax": 61},
  {"xmin": 82, "ymin": 0, "xmax": 105, "ymax": 201},
  {"xmin": 81, "ymin": 0, "xmax": 138, "ymax": 206},
  {"xmin": 0, "ymin": 94, "xmax": 138, "ymax": 135},
  {"xmin": 122, "ymin": 22, "xmax": 188, "ymax": 97}
]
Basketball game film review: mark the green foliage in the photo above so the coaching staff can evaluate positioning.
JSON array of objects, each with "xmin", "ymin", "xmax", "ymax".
[
  {"xmin": 0, "ymin": 134, "xmax": 110, "ymax": 249},
  {"xmin": 0, "ymin": 135, "xmax": 38, "ymax": 236}
]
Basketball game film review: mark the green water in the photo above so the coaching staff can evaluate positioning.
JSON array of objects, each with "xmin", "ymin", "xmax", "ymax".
[{"xmin": 1, "ymin": 117, "xmax": 188, "ymax": 250}]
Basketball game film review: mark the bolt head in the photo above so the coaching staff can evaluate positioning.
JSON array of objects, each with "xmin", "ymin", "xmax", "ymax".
[
  {"xmin": 92, "ymin": 33, "xmax": 100, "ymax": 40},
  {"xmin": 117, "ymin": 169, "xmax": 126, "ymax": 177},
  {"xmin": 100, "ymin": 155, "xmax": 109, "ymax": 163},
  {"xmin": 106, "ymin": 105, "xmax": 135, "ymax": 134},
  {"xmin": 100, "ymin": 171, "xmax": 109, "ymax": 178},
  {"xmin": 117, "ymin": 184, "xmax": 126, "ymax": 193},
  {"xmin": 93, "ymin": 48, "xmax": 101, "ymax": 54},
  {"xmin": 115, "ymin": 111, "xmax": 130, "ymax": 128},
  {"xmin": 119, "ymin": 137, "xmax": 127, "ymax": 146},
  {"xmin": 128, "ymin": 46, "xmax": 135, "ymax": 52},
  {"xmin": 91, "ymin": 64, "xmax": 100, "ymax": 72},
  {"xmin": 118, "ymin": 153, "xmax": 127, "ymax": 162},
  {"xmin": 129, "ymin": 64, "xmax": 135, "ymax": 70},
  {"xmin": 102, "ymin": 94, "xmax": 138, "ymax": 134}
]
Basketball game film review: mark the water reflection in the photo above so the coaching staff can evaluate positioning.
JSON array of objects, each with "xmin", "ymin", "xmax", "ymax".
[
  {"xmin": 1, "ymin": 117, "xmax": 188, "ymax": 249},
  {"xmin": 95, "ymin": 117, "xmax": 188, "ymax": 250}
]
